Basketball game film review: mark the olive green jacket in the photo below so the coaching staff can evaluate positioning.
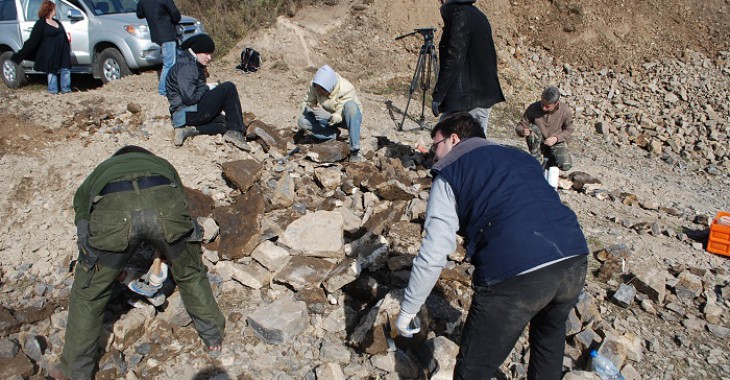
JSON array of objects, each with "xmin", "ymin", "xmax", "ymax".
[{"xmin": 73, "ymin": 152, "xmax": 182, "ymax": 224}]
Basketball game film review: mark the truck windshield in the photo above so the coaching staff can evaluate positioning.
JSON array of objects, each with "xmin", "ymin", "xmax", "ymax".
[{"xmin": 81, "ymin": 0, "xmax": 136, "ymax": 15}]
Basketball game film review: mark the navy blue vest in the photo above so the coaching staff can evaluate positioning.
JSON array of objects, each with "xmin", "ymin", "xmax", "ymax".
[{"xmin": 432, "ymin": 138, "xmax": 588, "ymax": 286}]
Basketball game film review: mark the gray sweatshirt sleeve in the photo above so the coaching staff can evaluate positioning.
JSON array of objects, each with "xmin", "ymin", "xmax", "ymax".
[{"xmin": 401, "ymin": 176, "xmax": 459, "ymax": 315}]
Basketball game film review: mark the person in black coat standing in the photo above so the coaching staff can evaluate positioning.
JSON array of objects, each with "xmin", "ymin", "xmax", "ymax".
[
  {"xmin": 431, "ymin": 0, "xmax": 505, "ymax": 135},
  {"xmin": 12, "ymin": 0, "xmax": 72, "ymax": 94},
  {"xmin": 136, "ymin": 0, "xmax": 181, "ymax": 96}
]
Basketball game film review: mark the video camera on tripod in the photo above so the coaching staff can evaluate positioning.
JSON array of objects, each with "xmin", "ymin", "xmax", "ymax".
[
  {"xmin": 395, "ymin": 28, "xmax": 439, "ymax": 131},
  {"xmin": 395, "ymin": 27, "xmax": 436, "ymax": 42}
]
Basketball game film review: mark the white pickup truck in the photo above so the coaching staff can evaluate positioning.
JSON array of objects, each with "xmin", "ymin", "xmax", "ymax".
[{"xmin": 0, "ymin": 0, "xmax": 204, "ymax": 88}]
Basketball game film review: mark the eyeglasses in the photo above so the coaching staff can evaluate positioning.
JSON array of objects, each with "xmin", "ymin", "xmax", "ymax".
[{"xmin": 430, "ymin": 137, "xmax": 447, "ymax": 153}]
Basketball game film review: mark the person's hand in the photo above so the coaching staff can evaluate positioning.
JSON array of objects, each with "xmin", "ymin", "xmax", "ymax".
[
  {"xmin": 328, "ymin": 113, "xmax": 343, "ymax": 126},
  {"xmin": 544, "ymin": 136, "xmax": 558, "ymax": 146},
  {"xmin": 519, "ymin": 126, "xmax": 531, "ymax": 137},
  {"xmin": 395, "ymin": 311, "xmax": 421, "ymax": 338},
  {"xmin": 431, "ymin": 100, "xmax": 440, "ymax": 117}
]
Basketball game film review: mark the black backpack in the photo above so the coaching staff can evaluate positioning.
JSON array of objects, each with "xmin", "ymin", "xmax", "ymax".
[{"xmin": 237, "ymin": 47, "xmax": 261, "ymax": 73}]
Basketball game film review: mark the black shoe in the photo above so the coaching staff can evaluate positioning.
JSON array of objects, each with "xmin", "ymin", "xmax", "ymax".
[{"xmin": 224, "ymin": 130, "xmax": 252, "ymax": 151}]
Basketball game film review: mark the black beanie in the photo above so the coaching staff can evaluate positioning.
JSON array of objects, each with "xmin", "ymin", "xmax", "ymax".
[{"xmin": 181, "ymin": 34, "xmax": 215, "ymax": 54}]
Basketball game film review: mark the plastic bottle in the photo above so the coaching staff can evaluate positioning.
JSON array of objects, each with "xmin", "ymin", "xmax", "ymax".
[{"xmin": 590, "ymin": 350, "xmax": 625, "ymax": 380}]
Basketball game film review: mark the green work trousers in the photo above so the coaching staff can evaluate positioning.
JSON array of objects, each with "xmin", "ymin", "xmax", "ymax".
[
  {"xmin": 525, "ymin": 124, "xmax": 573, "ymax": 171},
  {"xmin": 61, "ymin": 184, "xmax": 225, "ymax": 379}
]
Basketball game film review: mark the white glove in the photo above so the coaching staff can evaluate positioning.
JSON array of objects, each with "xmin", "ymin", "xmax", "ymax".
[
  {"xmin": 395, "ymin": 311, "xmax": 421, "ymax": 338},
  {"xmin": 328, "ymin": 113, "xmax": 343, "ymax": 126}
]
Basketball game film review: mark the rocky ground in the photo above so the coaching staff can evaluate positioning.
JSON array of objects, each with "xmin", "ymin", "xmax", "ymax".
[{"xmin": 0, "ymin": 0, "xmax": 729, "ymax": 379}]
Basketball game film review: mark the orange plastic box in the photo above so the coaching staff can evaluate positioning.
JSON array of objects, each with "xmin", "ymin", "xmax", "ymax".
[{"xmin": 708, "ymin": 211, "xmax": 730, "ymax": 257}]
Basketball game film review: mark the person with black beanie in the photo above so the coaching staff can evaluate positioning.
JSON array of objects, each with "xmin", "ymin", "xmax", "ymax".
[{"xmin": 165, "ymin": 34, "xmax": 251, "ymax": 150}]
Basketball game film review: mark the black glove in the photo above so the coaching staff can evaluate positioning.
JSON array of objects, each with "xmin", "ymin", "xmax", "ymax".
[
  {"xmin": 76, "ymin": 219, "xmax": 89, "ymax": 242},
  {"xmin": 431, "ymin": 100, "xmax": 440, "ymax": 117}
]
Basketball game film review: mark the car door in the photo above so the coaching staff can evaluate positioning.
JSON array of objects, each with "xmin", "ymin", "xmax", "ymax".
[
  {"xmin": 56, "ymin": 0, "xmax": 90, "ymax": 65},
  {"xmin": 0, "ymin": 0, "xmax": 22, "ymax": 50},
  {"xmin": 18, "ymin": 0, "xmax": 39, "ymax": 47}
]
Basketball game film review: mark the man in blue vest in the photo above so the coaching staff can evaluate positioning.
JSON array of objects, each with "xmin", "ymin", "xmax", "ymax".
[{"xmin": 396, "ymin": 113, "xmax": 588, "ymax": 379}]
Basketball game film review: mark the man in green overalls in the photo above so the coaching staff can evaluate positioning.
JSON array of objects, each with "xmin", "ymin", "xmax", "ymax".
[{"xmin": 57, "ymin": 146, "xmax": 225, "ymax": 379}]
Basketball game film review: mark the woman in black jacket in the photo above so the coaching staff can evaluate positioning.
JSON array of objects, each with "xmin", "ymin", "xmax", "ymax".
[{"xmin": 12, "ymin": 0, "xmax": 72, "ymax": 94}]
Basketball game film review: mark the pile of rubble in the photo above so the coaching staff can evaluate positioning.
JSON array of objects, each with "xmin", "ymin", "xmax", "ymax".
[{"xmin": 1, "ymin": 113, "xmax": 728, "ymax": 379}]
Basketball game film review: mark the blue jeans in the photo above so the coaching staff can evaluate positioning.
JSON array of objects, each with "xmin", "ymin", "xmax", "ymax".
[
  {"xmin": 440, "ymin": 107, "xmax": 492, "ymax": 136},
  {"xmin": 297, "ymin": 100, "xmax": 362, "ymax": 151},
  {"xmin": 159, "ymin": 41, "xmax": 176, "ymax": 95},
  {"xmin": 48, "ymin": 68, "xmax": 71, "ymax": 94}
]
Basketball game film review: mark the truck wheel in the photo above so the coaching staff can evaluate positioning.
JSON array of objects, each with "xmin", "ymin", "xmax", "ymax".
[
  {"xmin": 1, "ymin": 51, "xmax": 28, "ymax": 89},
  {"xmin": 97, "ymin": 48, "xmax": 131, "ymax": 84}
]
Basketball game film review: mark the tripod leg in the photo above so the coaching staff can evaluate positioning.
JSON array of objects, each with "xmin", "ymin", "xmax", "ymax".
[
  {"xmin": 430, "ymin": 47, "xmax": 439, "ymax": 83},
  {"xmin": 418, "ymin": 46, "xmax": 436, "ymax": 130},
  {"xmin": 400, "ymin": 50, "xmax": 426, "ymax": 131}
]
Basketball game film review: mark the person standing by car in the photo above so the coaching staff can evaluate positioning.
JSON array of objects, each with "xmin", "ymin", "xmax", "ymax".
[
  {"xmin": 136, "ymin": 0, "xmax": 182, "ymax": 96},
  {"xmin": 11, "ymin": 0, "xmax": 71, "ymax": 94},
  {"xmin": 165, "ymin": 34, "xmax": 251, "ymax": 150}
]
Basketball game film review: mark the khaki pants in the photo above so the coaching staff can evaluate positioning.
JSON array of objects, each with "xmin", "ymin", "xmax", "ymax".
[{"xmin": 61, "ymin": 184, "xmax": 225, "ymax": 379}]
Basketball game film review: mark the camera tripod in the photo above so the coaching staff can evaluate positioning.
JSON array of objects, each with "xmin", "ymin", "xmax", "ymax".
[{"xmin": 396, "ymin": 28, "xmax": 438, "ymax": 131}]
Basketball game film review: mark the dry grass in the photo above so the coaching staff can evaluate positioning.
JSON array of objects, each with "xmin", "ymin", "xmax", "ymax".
[{"xmin": 177, "ymin": 0, "xmax": 319, "ymax": 56}]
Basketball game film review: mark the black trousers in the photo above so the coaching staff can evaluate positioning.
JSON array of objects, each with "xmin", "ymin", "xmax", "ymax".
[
  {"xmin": 185, "ymin": 81, "xmax": 244, "ymax": 135},
  {"xmin": 454, "ymin": 255, "xmax": 587, "ymax": 380}
]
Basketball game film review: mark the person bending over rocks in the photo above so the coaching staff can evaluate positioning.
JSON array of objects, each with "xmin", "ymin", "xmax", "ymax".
[{"xmin": 54, "ymin": 145, "xmax": 225, "ymax": 379}]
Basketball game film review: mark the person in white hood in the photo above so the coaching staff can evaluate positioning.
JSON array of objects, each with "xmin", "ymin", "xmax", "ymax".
[{"xmin": 298, "ymin": 65, "xmax": 364, "ymax": 162}]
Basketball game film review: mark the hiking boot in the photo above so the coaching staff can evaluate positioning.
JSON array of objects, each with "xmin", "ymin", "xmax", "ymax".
[
  {"xmin": 349, "ymin": 150, "xmax": 365, "ymax": 163},
  {"xmin": 173, "ymin": 126, "xmax": 199, "ymax": 146},
  {"xmin": 224, "ymin": 130, "xmax": 252, "ymax": 151}
]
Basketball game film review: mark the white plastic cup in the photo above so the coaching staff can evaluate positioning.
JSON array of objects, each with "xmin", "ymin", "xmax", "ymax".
[{"xmin": 546, "ymin": 166, "xmax": 559, "ymax": 190}]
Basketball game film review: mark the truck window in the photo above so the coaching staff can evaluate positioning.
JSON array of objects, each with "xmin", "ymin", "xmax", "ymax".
[
  {"xmin": 81, "ymin": 0, "xmax": 134, "ymax": 14},
  {"xmin": 115, "ymin": 0, "xmax": 136, "ymax": 12},
  {"xmin": 0, "ymin": 0, "xmax": 18, "ymax": 21},
  {"xmin": 57, "ymin": 0, "xmax": 80, "ymax": 21},
  {"xmin": 22, "ymin": 0, "xmax": 43, "ymax": 21},
  {"xmin": 67, "ymin": 0, "xmax": 86, "ymax": 14}
]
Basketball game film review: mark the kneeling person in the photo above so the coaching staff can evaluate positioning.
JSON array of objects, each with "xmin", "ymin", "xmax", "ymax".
[
  {"xmin": 298, "ymin": 65, "xmax": 364, "ymax": 162},
  {"xmin": 515, "ymin": 85, "xmax": 574, "ymax": 170},
  {"xmin": 166, "ymin": 34, "xmax": 250, "ymax": 150}
]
